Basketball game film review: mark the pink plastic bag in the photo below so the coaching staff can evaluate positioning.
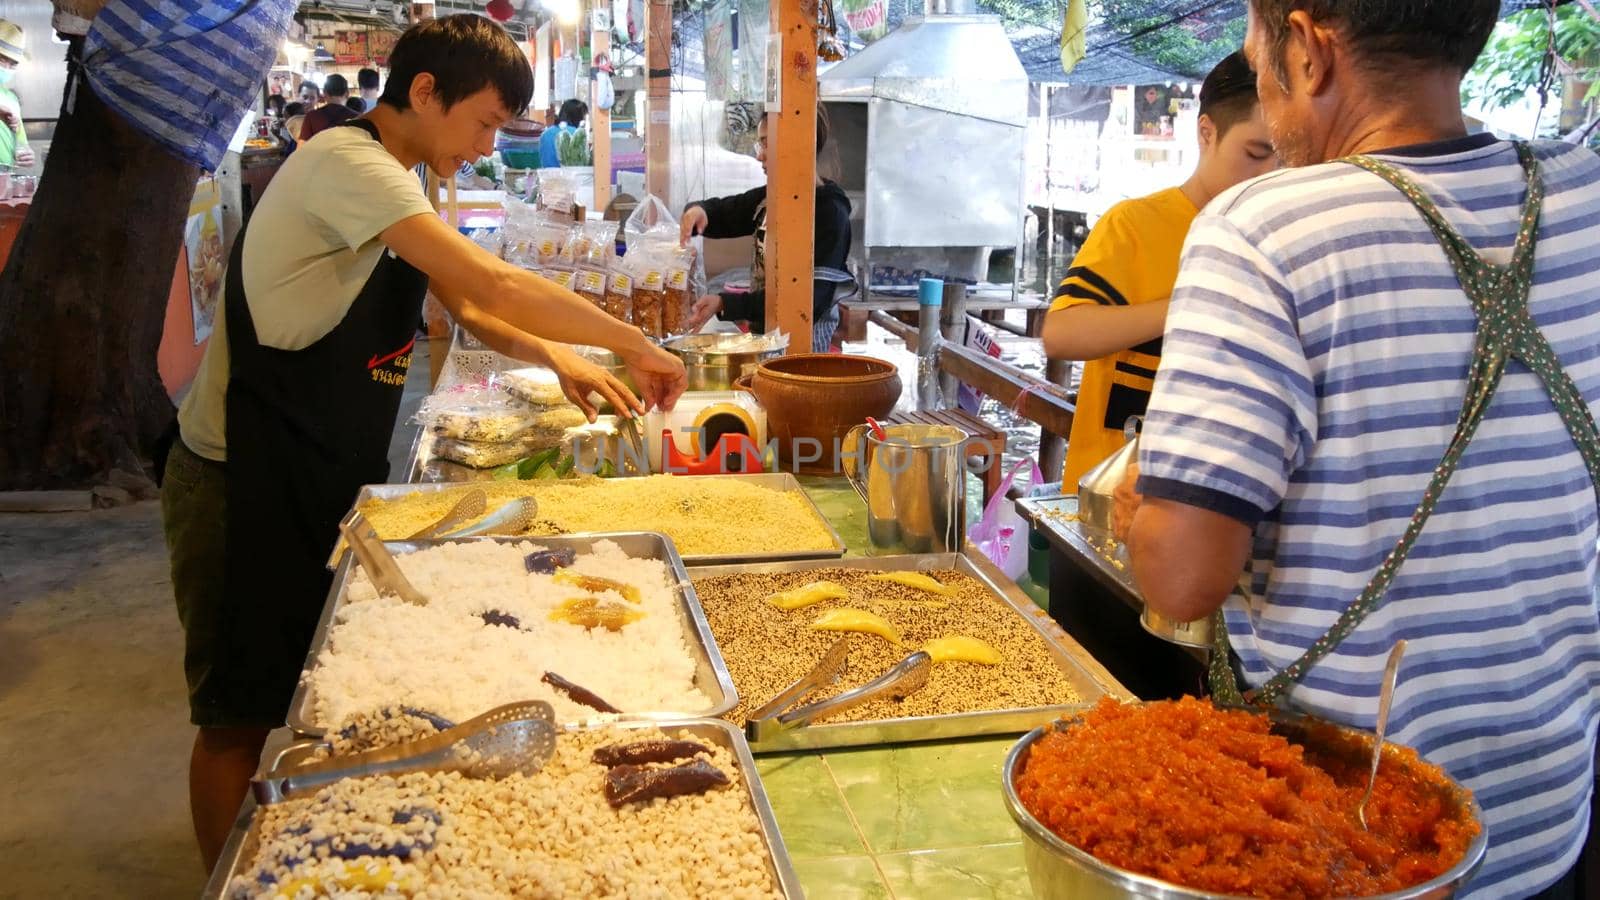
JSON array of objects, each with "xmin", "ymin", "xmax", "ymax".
[{"xmin": 970, "ymin": 458, "xmax": 1043, "ymax": 582}]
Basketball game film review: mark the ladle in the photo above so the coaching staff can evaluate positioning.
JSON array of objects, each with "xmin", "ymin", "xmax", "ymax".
[{"xmin": 1357, "ymin": 639, "xmax": 1407, "ymax": 830}]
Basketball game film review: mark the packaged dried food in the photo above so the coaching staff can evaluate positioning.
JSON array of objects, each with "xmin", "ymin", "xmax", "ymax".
[
  {"xmin": 430, "ymin": 434, "xmax": 547, "ymax": 469},
  {"xmin": 602, "ymin": 265, "xmax": 634, "ymax": 324},
  {"xmin": 546, "ymin": 269, "xmax": 577, "ymax": 292},
  {"xmin": 630, "ymin": 245, "xmax": 669, "ymax": 338},
  {"xmin": 663, "ymin": 245, "xmax": 697, "ymax": 336},
  {"xmin": 499, "ymin": 367, "xmax": 568, "ymax": 407},
  {"xmin": 574, "ymin": 267, "xmax": 608, "ymax": 309},
  {"xmin": 420, "ymin": 382, "xmax": 535, "ymax": 443}
]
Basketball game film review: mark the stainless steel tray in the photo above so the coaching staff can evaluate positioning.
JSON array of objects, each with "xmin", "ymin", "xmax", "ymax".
[
  {"xmin": 337, "ymin": 472, "xmax": 848, "ymax": 568},
  {"xmin": 690, "ymin": 550, "xmax": 1132, "ymax": 752},
  {"xmin": 204, "ymin": 718, "xmax": 803, "ymax": 900},
  {"xmin": 1015, "ymin": 495, "xmax": 1142, "ymax": 607},
  {"xmin": 288, "ymin": 532, "xmax": 739, "ymax": 737}
]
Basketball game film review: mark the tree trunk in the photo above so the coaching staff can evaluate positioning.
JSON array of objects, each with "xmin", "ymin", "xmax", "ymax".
[{"xmin": 0, "ymin": 37, "xmax": 199, "ymax": 490}]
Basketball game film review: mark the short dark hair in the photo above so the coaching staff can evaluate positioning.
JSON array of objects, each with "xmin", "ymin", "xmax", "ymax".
[
  {"xmin": 323, "ymin": 73, "xmax": 349, "ymax": 98},
  {"xmin": 346, "ymin": 96, "xmax": 367, "ymax": 113},
  {"xmin": 1249, "ymin": 0, "xmax": 1498, "ymax": 82},
  {"xmin": 1198, "ymin": 51, "xmax": 1259, "ymax": 137},
  {"xmin": 380, "ymin": 14, "xmax": 533, "ymax": 115},
  {"xmin": 358, "ymin": 67, "xmax": 381, "ymax": 91},
  {"xmin": 267, "ymin": 94, "xmax": 286, "ymax": 115},
  {"xmin": 558, "ymin": 98, "xmax": 588, "ymax": 126},
  {"xmin": 283, "ymin": 102, "xmax": 306, "ymax": 118},
  {"xmin": 299, "ymin": 81, "xmax": 320, "ymax": 98}
]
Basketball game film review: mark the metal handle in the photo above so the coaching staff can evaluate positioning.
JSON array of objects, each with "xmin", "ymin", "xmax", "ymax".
[
  {"xmin": 841, "ymin": 424, "xmax": 871, "ymax": 504},
  {"xmin": 746, "ymin": 638, "xmax": 849, "ymax": 723},
  {"xmin": 339, "ymin": 511, "xmax": 428, "ymax": 606},
  {"xmin": 749, "ymin": 651, "xmax": 932, "ymax": 742},
  {"xmin": 1357, "ymin": 639, "xmax": 1407, "ymax": 829}
]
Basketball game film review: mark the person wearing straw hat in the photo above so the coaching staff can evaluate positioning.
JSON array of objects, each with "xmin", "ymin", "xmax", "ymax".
[{"xmin": 0, "ymin": 19, "xmax": 35, "ymax": 170}]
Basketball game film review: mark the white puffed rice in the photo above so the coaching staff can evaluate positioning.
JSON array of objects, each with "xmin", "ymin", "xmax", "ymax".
[{"xmin": 229, "ymin": 728, "xmax": 784, "ymax": 899}]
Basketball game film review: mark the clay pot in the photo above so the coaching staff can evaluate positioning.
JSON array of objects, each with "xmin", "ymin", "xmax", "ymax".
[{"xmin": 749, "ymin": 354, "xmax": 903, "ymax": 474}]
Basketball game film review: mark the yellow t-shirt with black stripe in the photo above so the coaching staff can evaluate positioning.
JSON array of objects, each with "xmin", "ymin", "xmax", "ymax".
[{"xmin": 1050, "ymin": 187, "xmax": 1198, "ymax": 489}]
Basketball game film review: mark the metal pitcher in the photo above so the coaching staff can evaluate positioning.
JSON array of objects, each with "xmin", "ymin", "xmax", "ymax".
[
  {"xmin": 1075, "ymin": 416, "xmax": 1141, "ymax": 531},
  {"xmin": 842, "ymin": 423, "xmax": 967, "ymax": 554}
]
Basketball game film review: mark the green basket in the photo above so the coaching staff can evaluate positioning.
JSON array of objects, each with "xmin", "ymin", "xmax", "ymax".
[{"xmin": 501, "ymin": 149, "xmax": 541, "ymax": 169}]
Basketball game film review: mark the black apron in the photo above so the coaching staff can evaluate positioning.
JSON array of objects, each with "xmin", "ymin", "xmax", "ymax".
[{"xmin": 219, "ymin": 117, "xmax": 429, "ymax": 721}]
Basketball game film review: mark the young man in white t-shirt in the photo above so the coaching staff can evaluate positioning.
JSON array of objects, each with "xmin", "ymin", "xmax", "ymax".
[{"xmin": 161, "ymin": 14, "xmax": 686, "ymax": 871}]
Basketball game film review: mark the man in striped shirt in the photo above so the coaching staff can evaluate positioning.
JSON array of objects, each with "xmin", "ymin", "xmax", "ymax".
[{"xmin": 1119, "ymin": 2, "xmax": 1600, "ymax": 896}]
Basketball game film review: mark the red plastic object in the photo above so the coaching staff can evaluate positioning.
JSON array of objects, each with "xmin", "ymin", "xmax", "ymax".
[
  {"xmin": 662, "ymin": 430, "xmax": 767, "ymax": 476},
  {"xmin": 485, "ymin": 0, "xmax": 514, "ymax": 20},
  {"xmin": 866, "ymin": 416, "xmax": 887, "ymax": 440}
]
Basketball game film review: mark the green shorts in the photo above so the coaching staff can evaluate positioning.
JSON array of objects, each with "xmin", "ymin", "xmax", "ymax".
[{"xmin": 161, "ymin": 440, "xmax": 311, "ymax": 730}]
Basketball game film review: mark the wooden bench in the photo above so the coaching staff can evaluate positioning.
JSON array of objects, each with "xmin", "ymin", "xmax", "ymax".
[{"xmin": 886, "ymin": 407, "xmax": 1010, "ymax": 504}]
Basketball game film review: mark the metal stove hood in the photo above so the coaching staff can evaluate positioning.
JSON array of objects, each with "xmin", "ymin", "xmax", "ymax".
[{"xmin": 820, "ymin": 1, "xmax": 1028, "ymax": 127}]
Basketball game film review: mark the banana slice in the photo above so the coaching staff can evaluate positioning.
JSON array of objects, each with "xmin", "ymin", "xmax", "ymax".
[
  {"xmin": 554, "ymin": 571, "xmax": 642, "ymax": 604},
  {"xmin": 924, "ymin": 635, "xmax": 1003, "ymax": 666},
  {"xmin": 810, "ymin": 608, "xmax": 903, "ymax": 646},
  {"xmin": 866, "ymin": 571, "xmax": 954, "ymax": 596},
  {"xmin": 765, "ymin": 580, "xmax": 850, "ymax": 610}
]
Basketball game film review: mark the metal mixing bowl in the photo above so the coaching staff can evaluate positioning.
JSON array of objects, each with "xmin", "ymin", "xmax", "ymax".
[
  {"xmin": 664, "ymin": 333, "xmax": 787, "ymax": 391},
  {"xmin": 1002, "ymin": 710, "xmax": 1488, "ymax": 900}
]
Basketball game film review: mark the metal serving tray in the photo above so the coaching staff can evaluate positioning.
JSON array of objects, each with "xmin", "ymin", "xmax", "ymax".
[
  {"xmin": 288, "ymin": 532, "xmax": 738, "ymax": 737},
  {"xmin": 204, "ymin": 718, "xmax": 803, "ymax": 900},
  {"xmin": 335, "ymin": 472, "xmax": 848, "ymax": 569},
  {"xmin": 690, "ymin": 550, "xmax": 1132, "ymax": 752},
  {"xmin": 1015, "ymin": 495, "xmax": 1142, "ymax": 607}
]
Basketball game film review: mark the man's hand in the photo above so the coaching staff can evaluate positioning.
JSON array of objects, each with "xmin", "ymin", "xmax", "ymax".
[
  {"xmin": 14, "ymin": 145, "xmax": 34, "ymax": 168},
  {"xmin": 619, "ymin": 341, "xmax": 687, "ymax": 413},
  {"xmin": 685, "ymin": 294, "xmax": 723, "ymax": 332},
  {"xmin": 1112, "ymin": 459, "xmax": 1141, "ymax": 543},
  {"xmin": 545, "ymin": 343, "xmax": 642, "ymax": 422},
  {"xmin": 679, "ymin": 206, "xmax": 709, "ymax": 245}
]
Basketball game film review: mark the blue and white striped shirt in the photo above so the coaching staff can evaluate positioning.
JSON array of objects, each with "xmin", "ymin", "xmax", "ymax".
[{"xmin": 1140, "ymin": 134, "xmax": 1600, "ymax": 898}]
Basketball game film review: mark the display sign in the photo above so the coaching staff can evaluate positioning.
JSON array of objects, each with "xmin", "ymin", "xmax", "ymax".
[
  {"xmin": 704, "ymin": 0, "xmax": 733, "ymax": 101},
  {"xmin": 839, "ymin": 0, "xmax": 888, "ymax": 42},
  {"xmin": 333, "ymin": 30, "xmax": 367, "ymax": 64},
  {"xmin": 184, "ymin": 178, "xmax": 225, "ymax": 345}
]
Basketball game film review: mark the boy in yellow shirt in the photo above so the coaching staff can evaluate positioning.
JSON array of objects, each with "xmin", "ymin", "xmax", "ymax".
[{"xmin": 1044, "ymin": 52, "xmax": 1276, "ymax": 488}]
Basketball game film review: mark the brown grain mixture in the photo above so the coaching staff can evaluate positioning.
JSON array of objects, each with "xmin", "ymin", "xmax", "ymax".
[{"xmin": 692, "ymin": 568, "xmax": 1080, "ymax": 724}]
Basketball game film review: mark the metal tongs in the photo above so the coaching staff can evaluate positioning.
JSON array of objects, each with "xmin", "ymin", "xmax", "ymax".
[
  {"xmin": 339, "ymin": 510, "xmax": 428, "ymax": 606},
  {"xmin": 616, "ymin": 414, "xmax": 647, "ymax": 472},
  {"xmin": 745, "ymin": 638, "xmax": 933, "ymax": 743},
  {"xmin": 253, "ymin": 701, "xmax": 558, "ymax": 805}
]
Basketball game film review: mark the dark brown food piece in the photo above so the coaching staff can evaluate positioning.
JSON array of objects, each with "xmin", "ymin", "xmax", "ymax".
[
  {"xmin": 591, "ymin": 739, "xmax": 711, "ymax": 768},
  {"xmin": 603, "ymin": 759, "xmax": 730, "ymax": 808},
  {"xmin": 541, "ymin": 670, "xmax": 623, "ymax": 713}
]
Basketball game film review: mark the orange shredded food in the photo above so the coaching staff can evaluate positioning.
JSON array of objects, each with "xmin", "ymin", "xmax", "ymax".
[{"xmin": 1016, "ymin": 697, "xmax": 1480, "ymax": 898}]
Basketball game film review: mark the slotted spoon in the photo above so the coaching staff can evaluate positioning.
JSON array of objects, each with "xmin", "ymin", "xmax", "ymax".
[{"xmin": 253, "ymin": 700, "xmax": 558, "ymax": 804}]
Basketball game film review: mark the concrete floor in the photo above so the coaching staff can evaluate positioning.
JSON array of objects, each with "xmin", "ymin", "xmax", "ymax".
[{"xmin": 0, "ymin": 343, "xmax": 433, "ymax": 899}]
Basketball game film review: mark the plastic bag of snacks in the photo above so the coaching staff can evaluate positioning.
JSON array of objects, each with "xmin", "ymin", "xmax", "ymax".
[
  {"xmin": 573, "ymin": 265, "xmax": 608, "ymax": 308},
  {"xmin": 602, "ymin": 252, "xmax": 635, "ymax": 324},
  {"xmin": 419, "ymin": 381, "xmax": 537, "ymax": 443},
  {"xmin": 624, "ymin": 194, "xmax": 679, "ymax": 244},
  {"xmin": 663, "ymin": 244, "xmax": 699, "ymax": 336},
  {"xmin": 536, "ymin": 169, "xmax": 577, "ymax": 214},
  {"xmin": 630, "ymin": 245, "xmax": 669, "ymax": 338},
  {"xmin": 499, "ymin": 367, "xmax": 569, "ymax": 407}
]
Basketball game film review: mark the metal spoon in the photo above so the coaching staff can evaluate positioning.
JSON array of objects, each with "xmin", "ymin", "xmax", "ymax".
[
  {"xmin": 436, "ymin": 497, "xmax": 539, "ymax": 538},
  {"xmin": 1357, "ymin": 639, "xmax": 1407, "ymax": 830},
  {"xmin": 407, "ymin": 488, "xmax": 487, "ymax": 539}
]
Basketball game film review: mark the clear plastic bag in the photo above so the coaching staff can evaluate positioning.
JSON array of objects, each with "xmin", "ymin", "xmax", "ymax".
[{"xmin": 418, "ymin": 381, "xmax": 535, "ymax": 443}]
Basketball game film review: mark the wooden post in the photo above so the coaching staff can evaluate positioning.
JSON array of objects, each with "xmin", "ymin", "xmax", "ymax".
[
  {"xmin": 766, "ymin": 0, "xmax": 818, "ymax": 352},
  {"xmin": 591, "ymin": 5, "xmax": 612, "ymax": 213},
  {"xmin": 645, "ymin": 0, "xmax": 671, "ymax": 202},
  {"xmin": 1040, "ymin": 357, "xmax": 1073, "ymax": 482}
]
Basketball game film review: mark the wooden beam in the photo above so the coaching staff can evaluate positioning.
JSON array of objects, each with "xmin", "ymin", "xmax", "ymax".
[
  {"xmin": 591, "ymin": 5, "xmax": 611, "ymax": 212},
  {"xmin": 938, "ymin": 341, "xmax": 1076, "ymax": 439},
  {"xmin": 645, "ymin": 0, "xmax": 671, "ymax": 202},
  {"xmin": 868, "ymin": 309, "xmax": 916, "ymax": 346},
  {"xmin": 766, "ymin": 0, "xmax": 818, "ymax": 352}
]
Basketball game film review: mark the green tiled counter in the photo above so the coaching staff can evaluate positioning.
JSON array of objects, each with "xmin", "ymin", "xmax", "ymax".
[{"xmin": 750, "ymin": 477, "xmax": 1073, "ymax": 898}]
